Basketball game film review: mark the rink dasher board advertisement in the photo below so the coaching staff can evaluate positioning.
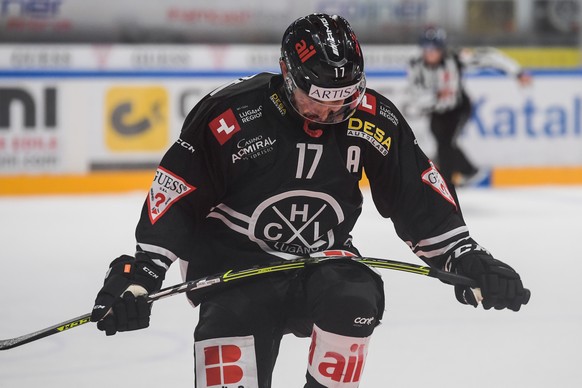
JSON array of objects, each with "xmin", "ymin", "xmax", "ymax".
[
  {"xmin": 0, "ymin": 80, "xmax": 87, "ymax": 174},
  {"xmin": 1, "ymin": 75, "xmax": 582, "ymax": 195},
  {"xmin": 0, "ymin": 78, "xmax": 225, "ymax": 174},
  {"xmin": 378, "ymin": 74, "xmax": 582, "ymax": 167},
  {"xmin": 2, "ymin": 72, "xmax": 582, "ymax": 171}
]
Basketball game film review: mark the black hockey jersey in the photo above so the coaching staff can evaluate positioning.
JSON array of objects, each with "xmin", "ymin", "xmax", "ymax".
[{"xmin": 134, "ymin": 73, "xmax": 470, "ymax": 290}]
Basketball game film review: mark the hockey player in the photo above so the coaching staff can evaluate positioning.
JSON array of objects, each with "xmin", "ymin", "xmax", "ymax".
[
  {"xmin": 91, "ymin": 14, "xmax": 529, "ymax": 388},
  {"xmin": 407, "ymin": 26, "xmax": 532, "ymax": 186}
]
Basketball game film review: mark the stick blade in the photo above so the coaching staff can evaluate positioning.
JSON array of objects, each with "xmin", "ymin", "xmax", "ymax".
[{"xmin": 0, "ymin": 313, "xmax": 92, "ymax": 351}]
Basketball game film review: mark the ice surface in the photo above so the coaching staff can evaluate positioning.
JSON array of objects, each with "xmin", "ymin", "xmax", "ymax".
[{"xmin": 1, "ymin": 187, "xmax": 581, "ymax": 387}]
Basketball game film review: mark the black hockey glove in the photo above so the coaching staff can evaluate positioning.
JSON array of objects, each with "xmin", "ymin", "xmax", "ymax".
[
  {"xmin": 447, "ymin": 244, "xmax": 530, "ymax": 311},
  {"xmin": 91, "ymin": 254, "xmax": 166, "ymax": 336}
]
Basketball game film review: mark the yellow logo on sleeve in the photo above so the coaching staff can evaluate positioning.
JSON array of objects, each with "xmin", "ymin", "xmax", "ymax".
[{"xmin": 347, "ymin": 117, "xmax": 392, "ymax": 156}]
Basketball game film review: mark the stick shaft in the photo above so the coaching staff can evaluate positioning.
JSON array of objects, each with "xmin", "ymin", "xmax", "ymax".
[{"xmin": 0, "ymin": 256, "xmax": 474, "ymax": 350}]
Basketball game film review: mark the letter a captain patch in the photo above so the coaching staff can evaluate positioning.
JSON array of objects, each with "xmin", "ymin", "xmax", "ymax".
[
  {"xmin": 421, "ymin": 161, "xmax": 457, "ymax": 208},
  {"xmin": 147, "ymin": 167, "xmax": 195, "ymax": 224}
]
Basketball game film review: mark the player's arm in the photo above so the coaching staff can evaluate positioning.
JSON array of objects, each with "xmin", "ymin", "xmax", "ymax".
[
  {"xmin": 91, "ymin": 97, "xmax": 227, "ymax": 335},
  {"xmin": 364, "ymin": 99, "xmax": 529, "ymax": 311},
  {"xmin": 458, "ymin": 47, "xmax": 532, "ymax": 86}
]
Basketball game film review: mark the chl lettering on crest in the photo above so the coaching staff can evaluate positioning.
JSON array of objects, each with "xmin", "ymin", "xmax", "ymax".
[
  {"xmin": 249, "ymin": 190, "xmax": 345, "ymax": 258},
  {"xmin": 266, "ymin": 203, "xmax": 326, "ymax": 248}
]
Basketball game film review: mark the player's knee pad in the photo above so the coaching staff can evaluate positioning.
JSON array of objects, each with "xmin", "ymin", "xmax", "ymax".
[
  {"xmin": 305, "ymin": 324, "xmax": 371, "ymax": 388},
  {"xmin": 305, "ymin": 261, "xmax": 384, "ymax": 337}
]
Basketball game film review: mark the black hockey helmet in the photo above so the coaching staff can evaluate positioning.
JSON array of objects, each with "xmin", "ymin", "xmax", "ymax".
[
  {"xmin": 419, "ymin": 26, "xmax": 447, "ymax": 49},
  {"xmin": 280, "ymin": 13, "xmax": 366, "ymax": 124}
]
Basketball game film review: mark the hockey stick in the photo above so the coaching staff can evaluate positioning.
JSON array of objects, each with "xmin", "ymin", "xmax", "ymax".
[{"xmin": 0, "ymin": 255, "xmax": 515, "ymax": 351}]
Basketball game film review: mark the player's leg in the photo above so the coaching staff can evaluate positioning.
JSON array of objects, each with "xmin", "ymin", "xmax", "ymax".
[
  {"xmin": 450, "ymin": 95, "xmax": 478, "ymax": 178},
  {"xmin": 193, "ymin": 275, "xmax": 290, "ymax": 388},
  {"xmin": 430, "ymin": 112, "xmax": 456, "ymax": 181},
  {"xmin": 301, "ymin": 261, "xmax": 385, "ymax": 387}
]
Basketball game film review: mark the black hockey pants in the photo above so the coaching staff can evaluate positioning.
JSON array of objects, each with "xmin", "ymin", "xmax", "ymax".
[{"xmin": 193, "ymin": 260, "xmax": 384, "ymax": 388}]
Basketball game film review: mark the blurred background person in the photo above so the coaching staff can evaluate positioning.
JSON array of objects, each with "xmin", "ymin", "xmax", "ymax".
[{"xmin": 406, "ymin": 26, "xmax": 532, "ymax": 187}]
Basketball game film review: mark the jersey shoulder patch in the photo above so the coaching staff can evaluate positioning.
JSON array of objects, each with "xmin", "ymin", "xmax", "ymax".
[
  {"xmin": 148, "ymin": 167, "xmax": 196, "ymax": 224},
  {"xmin": 346, "ymin": 89, "xmax": 399, "ymax": 157},
  {"xmin": 421, "ymin": 161, "xmax": 457, "ymax": 208}
]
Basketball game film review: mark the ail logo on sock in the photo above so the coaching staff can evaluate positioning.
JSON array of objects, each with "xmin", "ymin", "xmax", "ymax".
[{"xmin": 307, "ymin": 324, "xmax": 371, "ymax": 387}]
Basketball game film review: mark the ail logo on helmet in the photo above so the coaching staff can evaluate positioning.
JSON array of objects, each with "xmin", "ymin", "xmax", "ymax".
[
  {"xmin": 209, "ymin": 108, "xmax": 241, "ymax": 145},
  {"xmin": 147, "ymin": 167, "xmax": 196, "ymax": 224},
  {"xmin": 295, "ymin": 39, "xmax": 317, "ymax": 63}
]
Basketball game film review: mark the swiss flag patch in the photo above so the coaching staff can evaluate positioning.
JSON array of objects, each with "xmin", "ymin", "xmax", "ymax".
[
  {"xmin": 209, "ymin": 108, "xmax": 241, "ymax": 145},
  {"xmin": 421, "ymin": 162, "xmax": 457, "ymax": 208},
  {"xmin": 147, "ymin": 167, "xmax": 195, "ymax": 224},
  {"xmin": 357, "ymin": 93, "xmax": 376, "ymax": 115}
]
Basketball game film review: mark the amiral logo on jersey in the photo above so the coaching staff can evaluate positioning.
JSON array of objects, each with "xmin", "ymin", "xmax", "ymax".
[
  {"xmin": 421, "ymin": 161, "xmax": 457, "ymax": 208},
  {"xmin": 231, "ymin": 135, "xmax": 276, "ymax": 164},
  {"xmin": 347, "ymin": 117, "xmax": 392, "ymax": 156},
  {"xmin": 147, "ymin": 167, "xmax": 195, "ymax": 224},
  {"xmin": 209, "ymin": 108, "xmax": 241, "ymax": 145}
]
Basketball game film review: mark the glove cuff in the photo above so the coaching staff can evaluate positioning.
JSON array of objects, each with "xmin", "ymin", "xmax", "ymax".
[
  {"xmin": 106, "ymin": 254, "xmax": 166, "ymax": 293},
  {"xmin": 444, "ymin": 240, "xmax": 491, "ymax": 273}
]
